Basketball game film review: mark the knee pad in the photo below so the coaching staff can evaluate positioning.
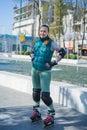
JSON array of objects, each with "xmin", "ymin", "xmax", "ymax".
[
  {"xmin": 33, "ymin": 88, "xmax": 41, "ymax": 102},
  {"xmin": 41, "ymin": 92, "xmax": 52, "ymax": 106}
]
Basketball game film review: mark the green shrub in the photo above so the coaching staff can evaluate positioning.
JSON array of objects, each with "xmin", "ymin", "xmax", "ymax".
[
  {"xmin": 15, "ymin": 51, "xmax": 20, "ymax": 55},
  {"xmin": 64, "ymin": 53, "xmax": 77, "ymax": 59},
  {"xmin": 69, "ymin": 54, "xmax": 77, "ymax": 59},
  {"xmin": 64, "ymin": 54, "xmax": 67, "ymax": 58},
  {"xmin": 24, "ymin": 51, "xmax": 30, "ymax": 55},
  {"xmin": 21, "ymin": 51, "xmax": 25, "ymax": 55}
]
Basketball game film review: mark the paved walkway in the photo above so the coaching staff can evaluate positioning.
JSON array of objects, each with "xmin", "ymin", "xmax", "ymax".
[{"xmin": 0, "ymin": 85, "xmax": 87, "ymax": 130}]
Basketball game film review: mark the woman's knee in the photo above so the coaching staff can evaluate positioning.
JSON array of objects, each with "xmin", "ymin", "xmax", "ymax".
[
  {"xmin": 41, "ymin": 92, "xmax": 52, "ymax": 106},
  {"xmin": 33, "ymin": 88, "xmax": 41, "ymax": 102}
]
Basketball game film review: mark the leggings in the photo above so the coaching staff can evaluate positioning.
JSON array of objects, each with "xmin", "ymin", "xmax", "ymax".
[{"xmin": 31, "ymin": 67, "xmax": 51, "ymax": 92}]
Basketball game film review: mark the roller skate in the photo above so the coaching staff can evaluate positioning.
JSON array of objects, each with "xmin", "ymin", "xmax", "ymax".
[
  {"xmin": 30, "ymin": 107, "xmax": 42, "ymax": 123},
  {"xmin": 43, "ymin": 110, "xmax": 55, "ymax": 128}
]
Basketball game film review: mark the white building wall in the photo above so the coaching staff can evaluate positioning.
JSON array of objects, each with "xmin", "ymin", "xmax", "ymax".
[
  {"xmin": 12, "ymin": 2, "xmax": 40, "ymax": 37},
  {"xmin": 12, "ymin": 18, "xmax": 33, "ymax": 35},
  {"xmin": 63, "ymin": 10, "xmax": 74, "ymax": 34},
  {"xmin": 12, "ymin": 18, "xmax": 40, "ymax": 37}
]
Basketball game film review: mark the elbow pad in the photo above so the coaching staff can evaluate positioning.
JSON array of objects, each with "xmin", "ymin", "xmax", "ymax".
[{"xmin": 58, "ymin": 48, "xmax": 66, "ymax": 58}]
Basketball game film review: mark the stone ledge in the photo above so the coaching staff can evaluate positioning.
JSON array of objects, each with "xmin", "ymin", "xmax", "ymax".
[{"xmin": 56, "ymin": 86, "xmax": 87, "ymax": 114}]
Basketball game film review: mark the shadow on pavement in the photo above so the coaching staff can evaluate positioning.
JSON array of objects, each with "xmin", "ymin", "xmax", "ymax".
[
  {"xmin": 0, "ymin": 105, "xmax": 63, "ymax": 130},
  {"xmin": 55, "ymin": 105, "xmax": 87, "ymax": 130},
  {"xmin": 0, "ymin": 105, "xmax": 87, "ymax": 130}
]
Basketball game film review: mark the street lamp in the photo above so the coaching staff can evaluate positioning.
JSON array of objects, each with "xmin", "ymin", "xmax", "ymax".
[{"xmin": 19, "ymin": 0, "xmax": 22, "ymax": 54}]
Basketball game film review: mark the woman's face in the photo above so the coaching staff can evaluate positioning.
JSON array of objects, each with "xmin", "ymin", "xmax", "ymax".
[{"xmin": 39, "ymin": 26, "xmax": 49, "ymax": 38}]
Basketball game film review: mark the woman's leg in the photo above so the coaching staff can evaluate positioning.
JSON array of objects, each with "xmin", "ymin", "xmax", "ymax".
[
  {"xmin": 31, "ymin": 67, "xmax": 41, "ymax": 107},
  {"xmin": 30, "ymin": 68, "xmax": 42, "ymax": 122},
  {"xmin": 40, "ymin": 71, "xmax": 55, "ymax": 111},
  {"xmin": 40, "ymin": 71, "xmax": 55, "ymax": 126}
]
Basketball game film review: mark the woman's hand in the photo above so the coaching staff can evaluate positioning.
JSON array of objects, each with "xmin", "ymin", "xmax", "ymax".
[
  {"xmin": 45, "ymin": 61, "xmax": 57, "ymax": 67},
  {"xmin": 45, "ymin": 63, "xmax": 50, "ymax": 67}
]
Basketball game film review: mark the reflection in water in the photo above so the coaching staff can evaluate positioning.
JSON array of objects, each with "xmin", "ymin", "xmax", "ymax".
[{"xmin": 0, "ymin": 59, "xmax": 32, "ymax": 76}]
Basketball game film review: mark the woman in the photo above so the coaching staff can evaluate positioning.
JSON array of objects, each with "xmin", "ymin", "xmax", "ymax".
[{"xmin": 30, "ymin": 25, "xmax": 66, "ymax": 127}]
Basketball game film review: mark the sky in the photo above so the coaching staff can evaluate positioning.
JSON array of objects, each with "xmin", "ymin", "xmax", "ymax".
[{"xmin": 0, "ymin": 0, "xmax": 14, "ymax": 34}]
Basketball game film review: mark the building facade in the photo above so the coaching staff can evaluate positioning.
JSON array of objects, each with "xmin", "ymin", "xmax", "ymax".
[
  {"xmin": 61, "ymin": 9, "xmax": 87, "ymax": 55},
  {"xmin": 0, "ymin": 34, "xmax": 16, "ymax": 53},
  {"xmin": 12, "ymin": 2, "xmax": 39, "ymax": 37},
  {"xmin": 12, "ymin": 0, "xmax": 49, "ymax": 36},
  {"xmin": 0, "ymin": 34, "xmax": 34, "ymax": 53},
  {"xmin": 12, "ymin": 1, "xmax": 87, "ymax": 56}
]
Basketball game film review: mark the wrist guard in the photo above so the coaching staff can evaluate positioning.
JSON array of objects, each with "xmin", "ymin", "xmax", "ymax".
[{"xmin": 50, "ymin": 60, "xmax": 57, "ymax": 67}]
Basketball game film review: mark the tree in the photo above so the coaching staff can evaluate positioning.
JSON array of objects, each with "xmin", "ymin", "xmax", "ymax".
[
  {"xmin": 70, "ymin": 0, "xmax": 87, "ymax": 55},
  {"xmin": 42, "ymin": 2, "xmax": 49, "ymax": 24},
  {"xmin": 79, "ymin": 0, "xmax": 87, "ymax": 50},
  {"xmin": 49, "ymin": 0, "xmax": 65, "ymax": 42}
]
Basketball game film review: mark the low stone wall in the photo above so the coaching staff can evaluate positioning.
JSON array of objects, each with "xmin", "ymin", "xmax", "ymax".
[
  {"xmin": 0, "ymin": 71, "xmax": 87, "ymax": 114},
  {"xmin": 57, "ymin": 86, "xmax": 87, "ymax": 114},
  {"xmin": 0, "ymin": 71, "xmax": 32, "ymax": 94}
]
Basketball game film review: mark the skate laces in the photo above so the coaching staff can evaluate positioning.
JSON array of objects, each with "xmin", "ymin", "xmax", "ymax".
[
  {"xmin": 32, "ymin": 110, "xmax": 38, "ymax": 117},
  {"xmin": 45, "ymin": 115, "xmax": 52, "ymax": 123}
]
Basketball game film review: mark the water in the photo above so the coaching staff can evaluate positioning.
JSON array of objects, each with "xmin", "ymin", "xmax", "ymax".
[
  {"xmin": 0, "ymin": 59, "xmax": 87, "ymax": 86},
  {"xmin": 0, "ymin": 59, "xmax": 32, "ymax": 76},
  {"xmin": 52, "ymin": 64, "xmax": 87, "ymax": 86}
]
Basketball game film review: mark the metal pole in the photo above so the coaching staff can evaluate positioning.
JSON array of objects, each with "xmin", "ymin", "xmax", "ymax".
[
  {"xmin": 32, "ymin": 1, "xmax": 36, "ymax": 47},
  {"xmin": 19, "ymin": 0, "xmax": 22, "ymax": 23},
  {"xmin": 19, "ymin": 0, "xmax": 22, "ymax": 54},
  {"xmin": 31, "ymin": 0, "xmax": 41, "ymax": 48}
]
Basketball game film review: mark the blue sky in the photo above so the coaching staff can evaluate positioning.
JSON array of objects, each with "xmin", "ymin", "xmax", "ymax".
[{"xmin": 0, "ymin": 0, "xmax": 14, "ymax": 34}]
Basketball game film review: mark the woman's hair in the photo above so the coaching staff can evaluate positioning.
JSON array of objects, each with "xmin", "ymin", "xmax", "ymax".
[{"xmin": 40, "ymin": 25, "xmax": 49, "ymax": 32}]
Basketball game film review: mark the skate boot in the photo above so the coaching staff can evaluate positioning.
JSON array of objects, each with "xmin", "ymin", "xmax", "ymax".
[
  {"xmin": 43, "ymin": 110, "xmax": 55, "ymax": 128},
  {"xmin": 30, "ymin": 107, "xmax": 42, "ymax": 123}
]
